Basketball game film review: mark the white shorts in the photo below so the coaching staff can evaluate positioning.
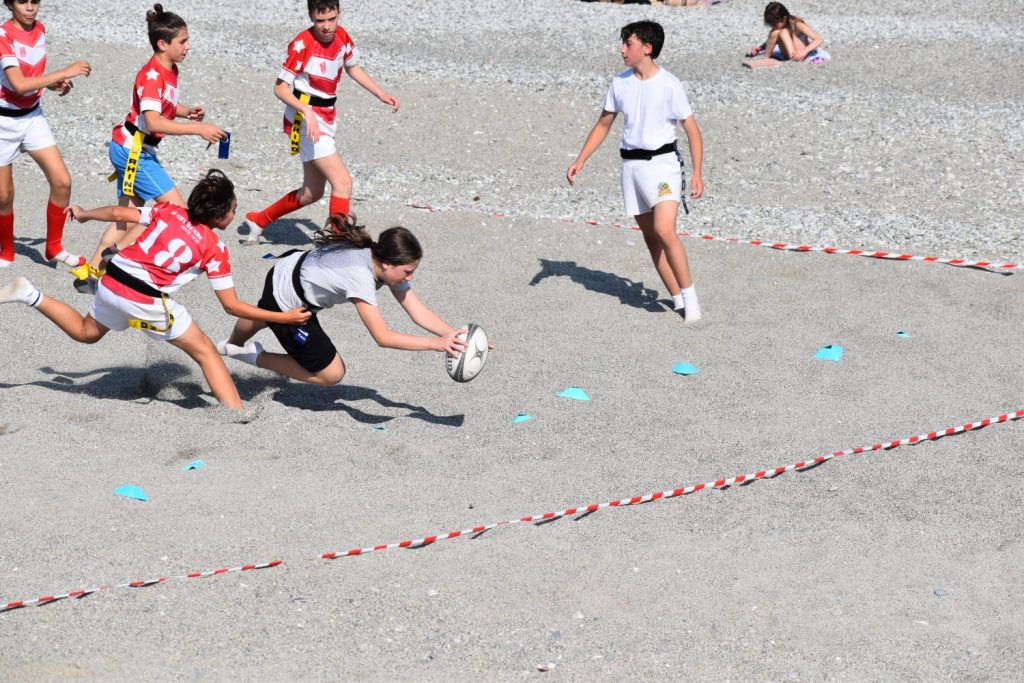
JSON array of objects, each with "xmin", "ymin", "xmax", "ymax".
[
  {"xmin": 0, "ymin": 108, "xmax": 56, "ymax": 166},
  {"xmin": 298, "ymin": 130, "xmax": 338, "ymax": 162},
  {"xmin": 621, "ymin": 152, "xmax": 683, "ymax": 217},
  {"xmin": 89, "ymin": 281, "xmax": 194, "ymax": 342}
]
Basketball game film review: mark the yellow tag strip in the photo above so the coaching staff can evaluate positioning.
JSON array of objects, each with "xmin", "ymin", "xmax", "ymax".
[
  {"xmin": 289, "ymin": 93, "xmax": 311, "ymax": 156},
  {"xmin": 128, "ymin": 293, "xmax": 175, "ymax": 333},
  {"xmin": 120, "ymin": 130, "xmax": 145, "ymax": 197},
  {"xmin": 70, "ymin": 263, "xmax": 104, "ymax": 281}
]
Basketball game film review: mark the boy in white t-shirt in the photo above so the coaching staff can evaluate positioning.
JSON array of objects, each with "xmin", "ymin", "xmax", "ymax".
[{"xmin": 567, "ymin": 21, "xmax": 704, "ymax": 321}]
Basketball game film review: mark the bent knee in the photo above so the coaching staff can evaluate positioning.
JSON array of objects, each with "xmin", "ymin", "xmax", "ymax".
[{"xmin": 318, "ymin": 357, "xmax": 346, "ymax": 385}]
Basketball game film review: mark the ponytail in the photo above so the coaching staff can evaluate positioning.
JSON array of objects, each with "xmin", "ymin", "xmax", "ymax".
[
  {"xmin": 311, "ymin": 214, "xmax": 423, "ymax": 266},
  {"xmin": 311, "ymin": 213, "xmax": 374, "ymax": 249}
]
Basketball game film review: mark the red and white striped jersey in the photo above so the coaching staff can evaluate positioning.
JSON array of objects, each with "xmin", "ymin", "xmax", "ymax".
[
  {"xmin": 278, "ymin": 26, "xmax": 359, "ymax": 135},
  {"xmin": 111, "ymin": 56, "xmax": 180, "ymax": 151},
  {"xmin": 105, "ymin": 203, "xmax": 233, "ymax": 304},
  {"xmin": 0, "ymin": 20, "xmax": 46, "ymax": 111}
]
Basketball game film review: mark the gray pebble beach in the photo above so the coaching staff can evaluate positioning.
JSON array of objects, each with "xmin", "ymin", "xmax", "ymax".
[{"xmin": 1, "ymin": 0, "xmax": 1022, "ymax": 679}]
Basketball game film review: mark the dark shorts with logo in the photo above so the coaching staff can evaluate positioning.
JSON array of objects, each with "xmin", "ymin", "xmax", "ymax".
[{"xmin": 259, "ymin": 268, "xmax": 337, "ymax": 373}]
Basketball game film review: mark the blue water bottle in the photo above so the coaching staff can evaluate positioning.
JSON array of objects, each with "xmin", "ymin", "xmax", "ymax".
[{"xmin": 218, "ymin": 131, "xmax": 231, "ymax": 159}]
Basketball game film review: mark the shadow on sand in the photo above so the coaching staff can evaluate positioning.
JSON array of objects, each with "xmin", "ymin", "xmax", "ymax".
[{"xmin": 529, "ymin": 258, "xmax": 665, "ymax": 312}]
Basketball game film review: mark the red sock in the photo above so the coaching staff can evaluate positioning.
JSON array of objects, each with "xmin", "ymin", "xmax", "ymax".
[
  {"xmin": 246, "ymin": 190, "xmax": 302, "ymax": 229},
  {"xmin": 45, "ymin": 201, "xmax": 68, "ymax": 260},
  {"xmin": 329, "ymin": 196, "xmax": 351, "ymax": 219},
  {"xmin": 0, "ymin": 212, "xmax": 13, "ymax": 262}
]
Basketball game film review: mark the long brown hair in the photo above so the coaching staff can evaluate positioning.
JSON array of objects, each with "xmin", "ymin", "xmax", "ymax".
[
  {"xmin": 764, "ymin": 2, "xmax": 804, "ymax": 30},
  {"xmin": 312, "ymin": 213, "xmax": 423, "ymax": 266}
]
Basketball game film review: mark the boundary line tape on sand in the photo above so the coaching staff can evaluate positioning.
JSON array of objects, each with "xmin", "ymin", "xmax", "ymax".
[
  {"xmin": 405, "ymin": 203, "xmax": 1020, "ymax": 273},
  {"xmin": 3, "ymin": 407, "xmax": 1022, "ymax": 615}
]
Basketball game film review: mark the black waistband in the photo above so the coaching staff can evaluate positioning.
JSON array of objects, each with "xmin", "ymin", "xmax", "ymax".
[
  {"xmin": 0, "ymin": 102, "xmax": 40, "ymax": 118},
  {"xmin": 104, "ymin": 261, "xmax": 164, "ymax": 299},
  {"xmin": 293, "ymin": 88, "xmax": 337, "ymax": 108},
  {"xmin": 124, "ymin": 120, "xmax": 162, "ymax": 147},
  {"xmin": 620, "ymin": 142, "xmax": 677, "ymax": 160}
]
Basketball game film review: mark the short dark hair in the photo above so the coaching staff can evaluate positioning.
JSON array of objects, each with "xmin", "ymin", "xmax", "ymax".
[
  {"xmin": 620, "ymin": 21, "xmax": 664, "ymax": 60},
  {"xmin": 308, "ymin": 0, "xmax": 340, "ymax": 14},
  {"xmin": 187, "ymin": 170, "xmax": 235, "ymax": 226},
  {"xmin": 146, "ymin": 4, "xmax": 187, "ymax": 52}
]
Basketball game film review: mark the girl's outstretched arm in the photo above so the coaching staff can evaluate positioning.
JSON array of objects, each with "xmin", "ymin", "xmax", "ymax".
[
  {"xmin": 66, "ymin": 204, "xmax": 142, "ymax": 225},
  {"xmin": 354, "ymin": 299, "xmax": 465, "ymax": 354},
  {"xmin": 213, "ymin": 288, "xmax": 311, "ymax": 326},
  {"xmin": 393, "ymin": 288, "xmax": 455, "ymax": 337}
]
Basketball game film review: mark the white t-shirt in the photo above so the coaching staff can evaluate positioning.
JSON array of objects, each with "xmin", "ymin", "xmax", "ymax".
[
  {"xmin": 272, "ymin": 246, "xmax": 410, "ymax": 311},
  {"xmin": 602, "ymin": 67, "xmax": 693, "ymax": 151}
]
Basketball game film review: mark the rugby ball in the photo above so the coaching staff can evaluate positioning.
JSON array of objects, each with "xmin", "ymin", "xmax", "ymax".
[{"xmin": 446, "ymin": 323, "xmax": 489, "ymax": 383}]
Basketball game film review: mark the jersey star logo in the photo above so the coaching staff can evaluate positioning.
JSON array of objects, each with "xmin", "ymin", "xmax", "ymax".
[
  {"xmin": 146, "ymin": 68, "xmax": 160, "ymax": 81},
  {"xmin": 206, "ymin": 258, "xmax": 223, "ymax": 274},
  {"xmin": 292, "ymin": 39, "xmax": 305, "ymax": 53},
  {"xmin": 216, "ymin": 238, "xmax": 225, "ymax": 252}
]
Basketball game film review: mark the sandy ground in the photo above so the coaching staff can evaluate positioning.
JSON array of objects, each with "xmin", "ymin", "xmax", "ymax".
[{"xmin": 1, "ymin": 1, "xmax": 1023, "ymax": 680}]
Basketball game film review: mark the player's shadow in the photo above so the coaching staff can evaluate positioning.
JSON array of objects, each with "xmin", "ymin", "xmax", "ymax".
[
  {"xmin": 268, "ymin": 381, "xmax": 465, "ymax": 427},
  {"xmin": 237, "ymin": 218, "xmax": 319, "ymax": 248},
  {"xmin": 0, "ymin": 363, "xmax": 214, "ymax": 409},
  {"xmin": 529, "ymin": 259, "xmax": 664, "ymax": 312},
  {"xmin": 12, "ymin": 237, "xmax": 50, "ymax": 267}
]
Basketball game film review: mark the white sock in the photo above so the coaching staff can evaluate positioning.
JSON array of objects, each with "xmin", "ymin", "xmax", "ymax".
[
  {"xmin": 51, "ymin": 250, "xmax": 85, "ymax": 267},
  {"xmin": 0, "ymin": 277, "xmax": 42, "ymax": 307},
  {"xmin": 671, "ymin": 291, "xmax": 685, "ymax": 311},
  {"xmin": 680, "ymin": 285, "xmax": 701, "ymax": 321},
  {"xmin": 225, "ymin": 341, "xmax": 264, "ymax": 366}
]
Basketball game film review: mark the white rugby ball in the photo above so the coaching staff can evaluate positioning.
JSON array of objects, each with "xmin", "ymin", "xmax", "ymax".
[{"xmin": 446, "ymin": 323, "xmax": 489, "ymax": 383}]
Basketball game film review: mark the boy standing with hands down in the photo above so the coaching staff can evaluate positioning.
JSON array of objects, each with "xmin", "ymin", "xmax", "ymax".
[
  {"xmin": 568, "ymin": 21, "xmax": 704, "ymax": 321},
  {"xmin": 242, "ymin": 0, "xmax": 399, "ymax": 245}
]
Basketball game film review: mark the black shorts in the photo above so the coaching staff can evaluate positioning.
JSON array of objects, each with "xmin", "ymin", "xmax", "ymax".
[{"xmin": 259, "ymin": 268, "xmax": 337, "ymax": 373}]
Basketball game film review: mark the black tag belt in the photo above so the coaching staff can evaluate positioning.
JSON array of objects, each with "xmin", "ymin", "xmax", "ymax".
[
  {"xmin": 124, "ymin": 120, "xmax": 162, "ymax": 147},
  {"xmin": 619, "ymin": 141, "xmax": 677, "ymax": 160},
  {"xmin": 0, "ymin": 102, "xmax": 40, "ymax": 118},
  {"xmin": 293, "ymin": 88, "xmax": 336, "ymax": 108},
  {"xmin": 104, "ymin": 261, "xmax": 164, "ymax": 299}
]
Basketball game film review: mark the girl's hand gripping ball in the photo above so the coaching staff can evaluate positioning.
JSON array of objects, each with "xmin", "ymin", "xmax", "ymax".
[{"xmin": 446, "ymin": 324, "xmax": 490, "ymax": 383}]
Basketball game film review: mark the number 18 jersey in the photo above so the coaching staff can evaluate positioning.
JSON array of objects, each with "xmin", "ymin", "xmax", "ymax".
[{"xmin": 106, "ymin": 203, "xmax": 234, "ymax": 304}]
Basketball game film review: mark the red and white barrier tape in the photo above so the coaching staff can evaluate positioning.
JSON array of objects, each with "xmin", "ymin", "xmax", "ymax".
[
  {"xmin": 407, "ymin": 202, "xmax": 1020, "ymax": 272},
  {"xmin": 4, "ymin": 408, "xmax": 1022, "ymax": 614}
]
